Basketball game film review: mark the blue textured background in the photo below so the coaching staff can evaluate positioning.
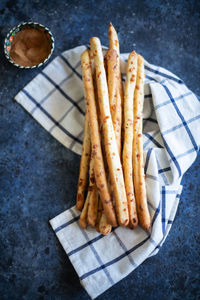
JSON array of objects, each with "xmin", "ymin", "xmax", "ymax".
[{"xmin": 0, "ymin": 1, "xmax": 199, "ymax": 299}]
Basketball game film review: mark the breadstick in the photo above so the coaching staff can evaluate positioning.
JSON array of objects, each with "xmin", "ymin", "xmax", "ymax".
[
  {"xmin": 90, "ymin": 37, "xmax": 129, "ymax": 226},
  {"xmin": 108, "ymin": 23, "xmax": 123, "ymax": 150},
  {"xmin": 81, "ymin": 49, "xmax": 117, "ymax": 227},
  {"xmin": 99, "ymin": 211, "xmax": 112, "ymax": 235},
  {"xmin": 79, "ymin": 193, "xmax": 90, "ymax": 229},
  {"xmin": 87, "ymin": 157, "xmax": 98, "ymax": 227},
  {"xmin": 133, "ymin": 54, "xmax": 151, "ymax": 230},
  {"xmin": 108, "ymin": 22, "xmax": 123, "ymax": 108},
  {"xmin": 123, "ymin": 51, "xmax": 138, "ymax": 229},
  {"xmin": 106, "ymin": 48, "xmax": 122, "ymax": 155},
  {"xmin": 106, "ymin": 49, "xmax": 118, "ymax": 119},
  {"xmin": 76, "ymin": 111, "xmax": 91, "ymax": 211}
]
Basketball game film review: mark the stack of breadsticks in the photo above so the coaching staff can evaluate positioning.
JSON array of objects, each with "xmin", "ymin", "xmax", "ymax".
[{"xmin": 76, "ymin": 23, "xmax": 151, "ymax": 235}]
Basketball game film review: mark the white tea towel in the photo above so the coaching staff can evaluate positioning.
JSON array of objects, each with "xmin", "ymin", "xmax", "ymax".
[{"xmin": 15, "ymin": 45, "xmax": 200, "ymax": 299}]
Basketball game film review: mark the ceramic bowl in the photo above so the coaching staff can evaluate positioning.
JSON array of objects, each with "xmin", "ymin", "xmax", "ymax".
[{"xmin": 4, "ymin": 22, "xmax": 55, "ymax": 69}]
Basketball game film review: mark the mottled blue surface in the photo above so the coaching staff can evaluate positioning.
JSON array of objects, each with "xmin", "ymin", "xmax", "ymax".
[{"xmin": 0, "ymin": 1, "xmax": 200, "ymax": 299}]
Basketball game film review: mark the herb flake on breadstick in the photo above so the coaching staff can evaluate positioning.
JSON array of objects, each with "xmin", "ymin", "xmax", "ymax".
[
  {"xmin": 123, "ymin": 51, "xmax": 138, "ymax": 228},
  {"xmin": 81, "ymin": 49, "xmax": 117, "ymax": 227},
  {"xmin": 90, "ymin": 37, "xmax": 129, "ymax": 226},
  {"xmin": 76, "ymin": 111, "xmax": 91, "ymax": 211},
  {"xmin": 133, "ymin": 54, "xmax": 151, "ymax": 230}
]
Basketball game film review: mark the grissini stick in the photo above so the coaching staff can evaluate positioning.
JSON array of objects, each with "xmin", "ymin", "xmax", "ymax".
[
  {"xmin": 99, "ymin": 211, "xmax": 112, "ymax": 235},
  {"xmin": 89, "ymin": 37, "xmax": 129, "ymax": 226},
  {"xmin": 108, "ymin": 22, "xmax": 124, "ymax": 108},
  {"xmin": 79, "ymin": 193, "xmax": 90, "ymax": 229},
  {"xmin": 81, "ymin": 49, "xmax": 117, "ymax": 227},
  {"xmin": 87, "ymin": 157, "xmax": 98, "ymax": 227},
  {"xmin": 123, "ymin": 51, "xmax": 138, "ymax": 229},
  {"xmin": 108, "ymin": 22, "xmax": 120, "ymax": 54},
  {"xmin": 133, "ymin": 54, "xmax": 151, "ymax": 230},
  {"xmin": 76, "ymin": 111, "xmax": 91, "ymax": 211},
  {"xmin": 106, "ymin": 48, "xmax": 122, "ymax": 155}
]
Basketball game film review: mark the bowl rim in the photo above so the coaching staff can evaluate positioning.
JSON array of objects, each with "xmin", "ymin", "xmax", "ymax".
[{"xmin": 4, "ymin": 22, "xmax": 55, "ymax": 69}]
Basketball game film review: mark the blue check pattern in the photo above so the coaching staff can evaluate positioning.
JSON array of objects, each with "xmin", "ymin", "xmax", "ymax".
[{"xmin": 15, "ymin": 46, "xmax": 200, "ymax": 299}]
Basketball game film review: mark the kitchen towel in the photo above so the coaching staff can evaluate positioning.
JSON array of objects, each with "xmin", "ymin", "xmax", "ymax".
[{"xmin": 15, "ymin": 45, "xmax": 200, "ymax": 299}]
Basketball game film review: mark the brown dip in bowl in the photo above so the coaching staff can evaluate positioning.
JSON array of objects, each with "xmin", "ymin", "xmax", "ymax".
[{"xmin": 4, "ymin": 22, "xmax": 54, "ymax": 68}]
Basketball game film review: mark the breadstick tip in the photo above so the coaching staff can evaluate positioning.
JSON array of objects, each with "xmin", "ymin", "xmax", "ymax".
[
  {"xmin": 130, "ymin": 50, "xmax": 137, "ymax": 57},
  {"xmin": 89, "ymin": 37, "xmax": 100, "ymax": 46},
  {"xmin": 81, "ymin": 49, "xmax": 89, "ymax": 60},
  {"xmin": 79, "ymin": 219, "xmax": 87, "ymax": 229},
  {"xmin": 137, "ymin": 54, "xmax": 144, "ymax": 64},
  {"xmin": 141, "ymin": 220, "xmax": 151, "ymax": 231}
]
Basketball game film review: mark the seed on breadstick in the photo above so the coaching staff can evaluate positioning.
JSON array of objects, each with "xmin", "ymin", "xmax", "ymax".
[
  {"xmin": 79, "ymin": 193, "xmax": 90, "ymax": 229},
  {"xmin": 106, "ymin": 48, "xmax": 122, "ymax": 155},
  {"xmin": 89, "ymin": 37, "xmax": 129, "ymax": 226},
  {"xmin": 123, "ymin": 51, "xmax": 138, "ymax": 229},
  {"xmin": 87, "ymin": 157, "xmax": 98, "ymax": 227},
  {"xmin": 133, "ymin": 54, "xmax": 151, "ymax": 230},
  {"xmin": 76, "ymin": 111, "xmax": 91, "ymax": 211},
  {"xmin": 81, "ymin": 49, "xmax": 117, "ymax": 227}
]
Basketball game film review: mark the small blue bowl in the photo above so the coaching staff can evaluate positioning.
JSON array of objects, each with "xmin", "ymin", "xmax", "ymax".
[{"xmin": 4, "ymin": 22, "xmax": 55, "ymax": 69}]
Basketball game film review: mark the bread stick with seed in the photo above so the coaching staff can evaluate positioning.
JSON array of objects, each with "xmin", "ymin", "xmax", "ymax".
[
  {"xmin": 123, "ymin": 51, "xmax": 138, "ymax": 229},
  {"xmin": 108, "ymin": 22, "xmax": 123, "ymax": 107},
  {"xmin": 99, "ymin": 211, "xmax": 112, "ymax": 235},
  {"xmin": 106, "ymin": 48, "xmax": 122, "ymax": 154},
  {"xmin": 90, "ymin": 37, "xmax": 129, "ymax": 226},
  {"xmin": 79, "ymin": 193, "xmax": 90, "ymax": 229},
  {"xmin": 76, "ymin": 111, "xmax": 91, "ymax": 211},
  {"xmin": 87, "ymin": 157, "xmax": 98, "ymax": 227},
  {"xmin": 133, "ymin": 54, "xmax": 151, "ymax": 230},
  {"xmin": 81, "ymin": 49, "xmax": 117, "ymax": 227}
]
